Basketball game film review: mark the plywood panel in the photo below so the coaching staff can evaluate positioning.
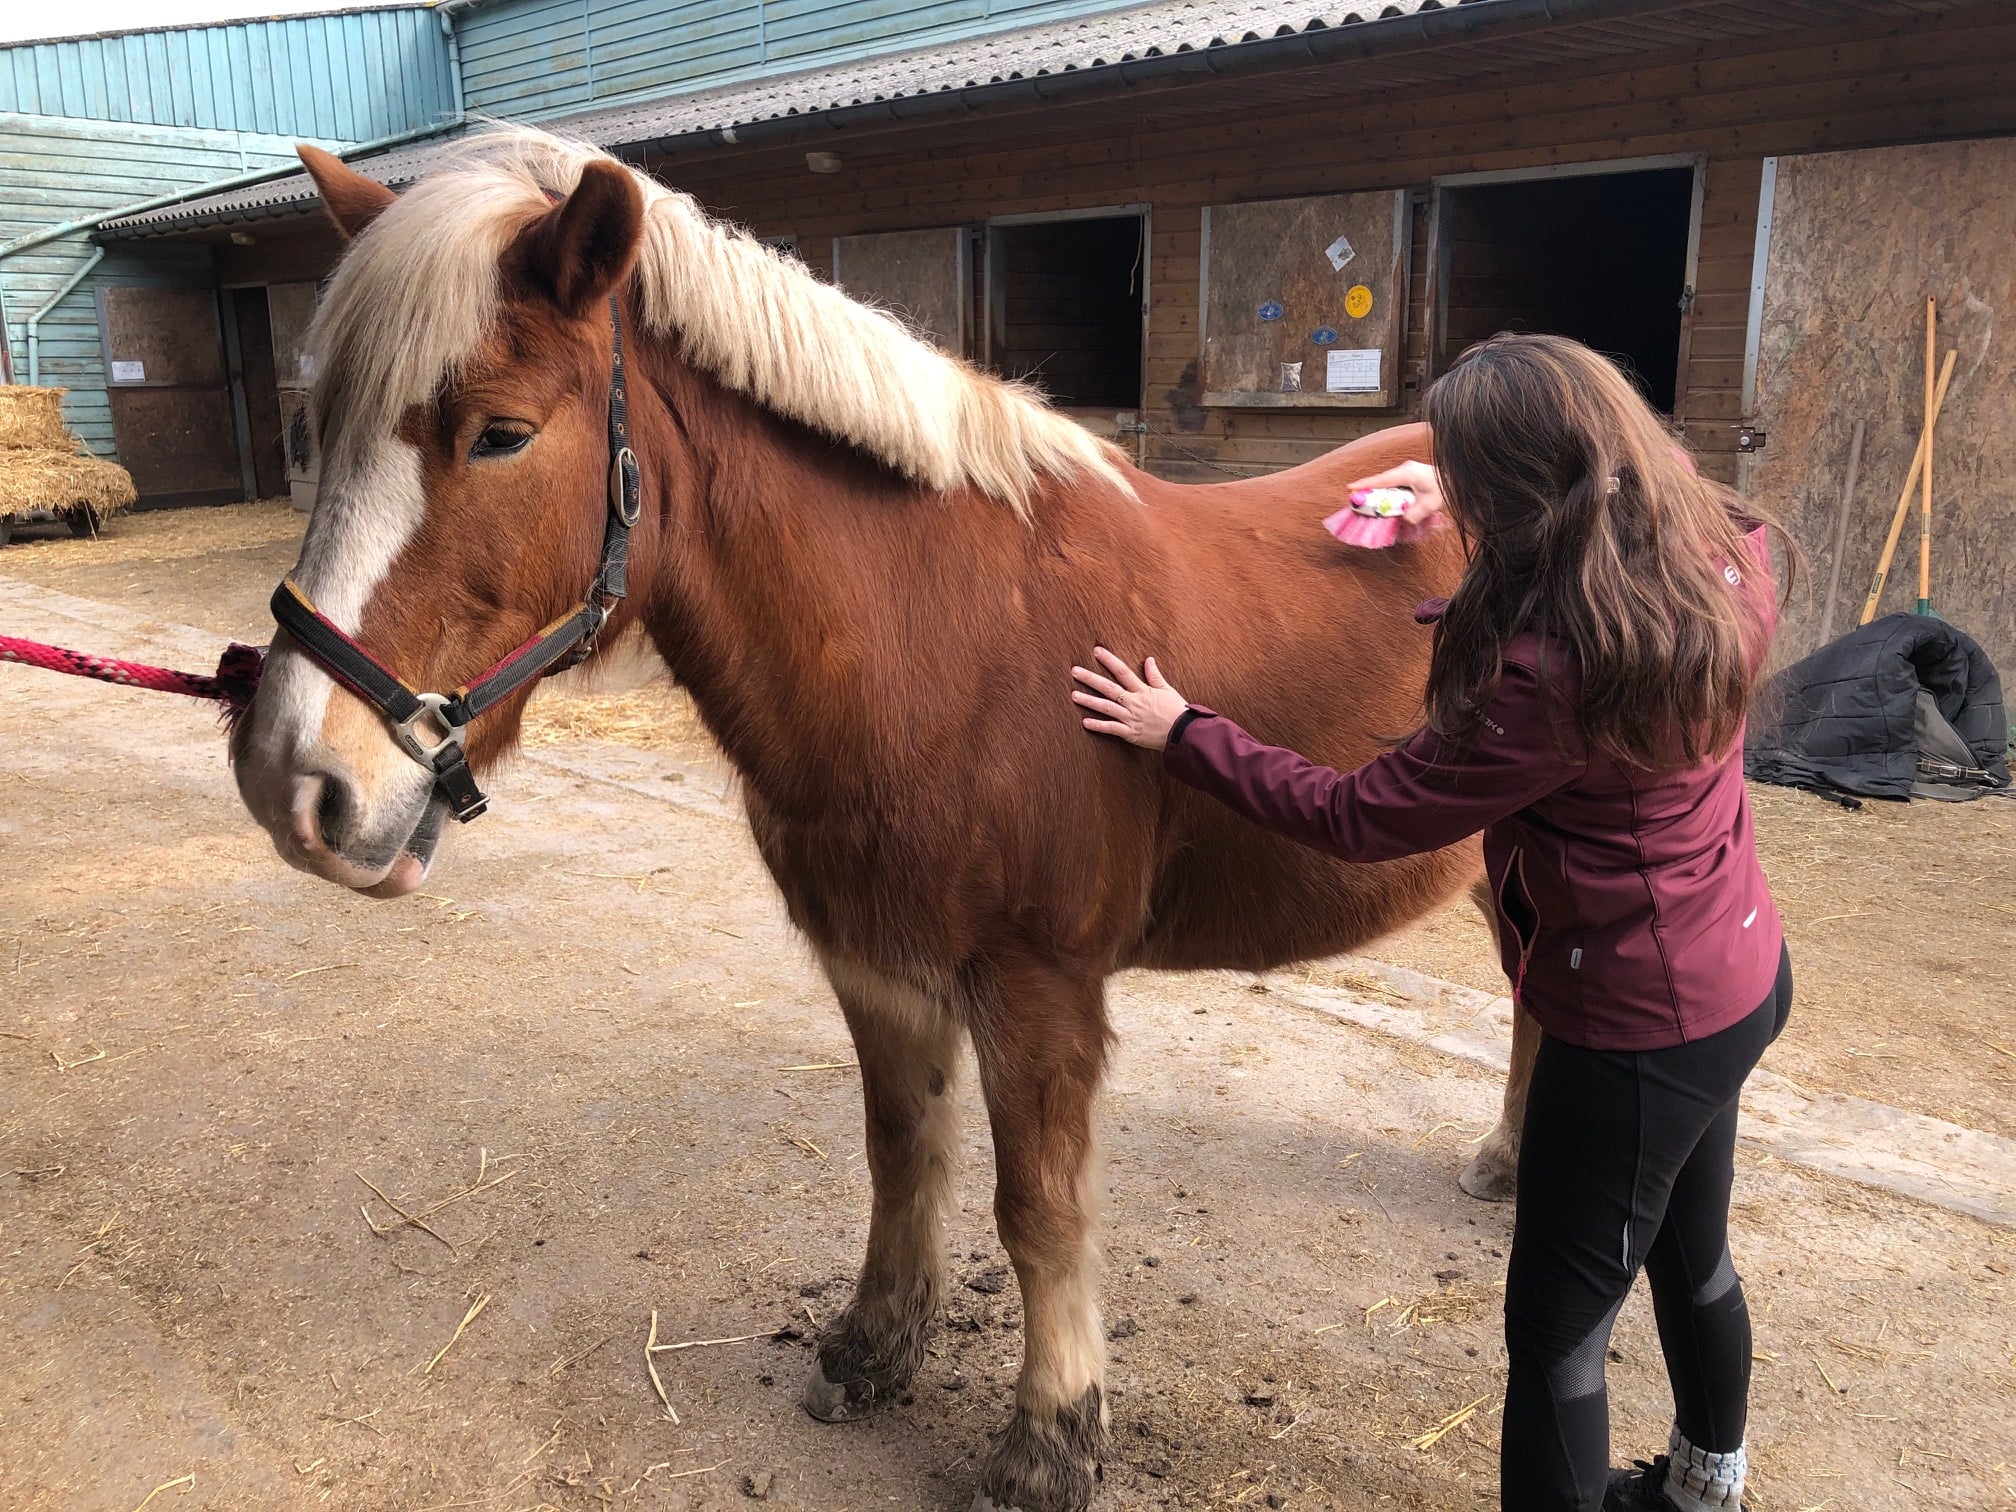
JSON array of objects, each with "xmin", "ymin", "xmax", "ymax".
[
  {"xmin": 99, "ymin": 286, "xmax": 225, "ymax": 388},
  {"xmin": 1200, "ymin": 191, "xmax": 1407, "ymax": 409},
  {"xmin": 107, "ymin": 387, "xmax": 241, "ymax": 500},
  {"xmin": 832, "ymin": 227, "xmax": 969, "ymax": 354},
  {"xmin": 1748, "ymin": 137, "xmax": 2016, "ymax": 676}
]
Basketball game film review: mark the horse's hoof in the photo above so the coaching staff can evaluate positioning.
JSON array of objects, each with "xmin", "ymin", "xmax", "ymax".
[
  {"xmin": 1458, "ymin": 1148, "xmax": 1517, "ymax": 1203},
  {"xmin": 802, "ymin": 1359, "xmax": 878, "ymax": 1422}
]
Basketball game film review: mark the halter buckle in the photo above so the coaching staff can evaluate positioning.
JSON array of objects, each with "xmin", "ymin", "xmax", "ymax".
[
  {"xmin": 390, "ymin": 691, "xmax": 467, "ymax": 768},
  {"xmin": 610, "ymin": 446, "xmax": 641, "ymax": 527}
]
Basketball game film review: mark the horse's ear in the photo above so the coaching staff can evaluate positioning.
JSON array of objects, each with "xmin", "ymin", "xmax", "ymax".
[
  {"xmin": 298, "ymin": 145, "xmax": 397, "ymax": 241},
  {"xmin": 513, "ymin": 161, "xmax": 645, "ymax": 317}
]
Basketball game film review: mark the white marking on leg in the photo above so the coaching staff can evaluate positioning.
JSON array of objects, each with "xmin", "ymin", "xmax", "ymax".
[{"xmin": 1014, "ymin": 1135, "xmax": 1106, "ymax": 1423}]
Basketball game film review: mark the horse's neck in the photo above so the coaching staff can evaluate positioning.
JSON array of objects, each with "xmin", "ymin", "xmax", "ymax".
[{"xmin": 633, "ymin": 363, "xmax": 941, "ymax": 808}]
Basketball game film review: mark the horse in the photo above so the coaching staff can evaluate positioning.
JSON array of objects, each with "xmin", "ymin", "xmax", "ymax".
[{"xmin": 230, "ymin": 127, "xmax": 1532, "ymax": 1512}]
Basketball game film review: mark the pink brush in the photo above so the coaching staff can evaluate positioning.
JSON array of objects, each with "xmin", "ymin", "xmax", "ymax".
[{"xmin": 1322, "ymin": 487, "xmax": 1444, "ymax": 549}]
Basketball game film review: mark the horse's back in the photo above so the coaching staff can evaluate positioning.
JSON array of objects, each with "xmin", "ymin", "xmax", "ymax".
[{"xmin": 1119, "ymin": 425, "xmax": 1482, "ymax": 972}]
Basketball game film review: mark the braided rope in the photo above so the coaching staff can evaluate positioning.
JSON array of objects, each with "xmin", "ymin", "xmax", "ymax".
[{"xmin": 0, "ymin": 635, "xmax": 264, "ymax": 716}]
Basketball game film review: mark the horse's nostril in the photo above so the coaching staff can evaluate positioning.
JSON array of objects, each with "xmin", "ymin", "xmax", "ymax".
[{"xmin": 315, "ymin": 772, "xmax": 357, "ymax": 851}]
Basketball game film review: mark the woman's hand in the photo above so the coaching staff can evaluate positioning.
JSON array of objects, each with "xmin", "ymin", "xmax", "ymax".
[
  {"xmin": 1072, "ymin": 647, "xmax": 1189, "ymax": 751},
  {"xmin": 1346, "ymin": 459, "xmax": 1447, "ymax": 528}
]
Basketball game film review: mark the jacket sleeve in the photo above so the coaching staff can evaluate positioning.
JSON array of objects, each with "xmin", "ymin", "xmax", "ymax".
[{"xmin": 1162, "ymin": 658, "xmax": 1586, "ymax": 862}]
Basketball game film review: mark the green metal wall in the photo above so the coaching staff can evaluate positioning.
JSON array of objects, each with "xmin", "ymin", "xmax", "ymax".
[{"xmin": 0, "ymin": 7, "xmax": 455, "ymax": 140}]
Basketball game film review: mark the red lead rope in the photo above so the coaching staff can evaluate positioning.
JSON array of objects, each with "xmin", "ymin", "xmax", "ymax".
[{"xmin": 0, "ymin": 634, "xmax": 265, "ymax": 720}]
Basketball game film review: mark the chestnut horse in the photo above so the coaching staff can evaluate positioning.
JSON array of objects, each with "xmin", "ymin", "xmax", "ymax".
[{"xmin": 231, "ymin": 129, "xmax": 1530, "ymax": 1512}]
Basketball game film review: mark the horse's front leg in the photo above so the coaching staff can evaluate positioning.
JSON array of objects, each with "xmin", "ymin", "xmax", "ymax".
[
  {"xmin": 968, "ymin": 958, "xmax": 1108, "ymax": 1512},
  {"xmin": 804, "ymin": 957, "xmax": 964, "ymax": 1421},
  {"xmin": 1457, "ymin": 874, "xmax": 1532, "ymax": 1203},
  {"xmin": 1460, "ymin": 999, "xmax": 1537, "ymax": 1201}
]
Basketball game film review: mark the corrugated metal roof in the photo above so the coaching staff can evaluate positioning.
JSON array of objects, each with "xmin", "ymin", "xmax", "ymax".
[
  {"xmin": 97, "ymin": 0, "xmax": 1987, "ymax": 237},
  {"xmin": 576, "ymin": 0, "xmax": 1468, "ymax": 143},
  {"xmin": 99, "ymin": 0, "xmax": 1497, "ymax": 233}
]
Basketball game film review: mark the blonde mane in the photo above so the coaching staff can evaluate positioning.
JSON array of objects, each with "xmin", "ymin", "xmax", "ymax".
[{"xmin": 308, "ymin": 125, "xmax": 1133, "ymax": 514}]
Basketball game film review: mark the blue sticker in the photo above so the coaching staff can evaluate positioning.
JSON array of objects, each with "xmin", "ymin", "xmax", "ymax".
[
  {"xmin": 1310, "ymin": 326, "xmax": 1338, "ymax": 346},
  {"xmin": 1257, "ymin": 300, "xmax": 1285, "ymax": 323}
]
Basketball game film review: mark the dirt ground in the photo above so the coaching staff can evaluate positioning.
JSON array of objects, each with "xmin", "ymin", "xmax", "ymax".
[{"xmin": 2, "ymin": 504, "xmax": 2013, "ymax": 1511}]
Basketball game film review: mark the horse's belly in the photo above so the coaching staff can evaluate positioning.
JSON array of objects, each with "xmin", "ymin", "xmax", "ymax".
[{"xmin": 1127, "ymin": 826, "xmax": 1482, "ymax": 973}]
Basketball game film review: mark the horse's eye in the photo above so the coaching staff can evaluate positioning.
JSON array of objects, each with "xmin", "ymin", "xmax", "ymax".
[{"xmin": 471, "ymin": 423, "xmax": 534, "ymax": 459}]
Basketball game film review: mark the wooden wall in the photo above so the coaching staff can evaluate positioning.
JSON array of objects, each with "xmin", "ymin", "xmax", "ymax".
[
  {"xmin": 651, "ymin": 6, "xmax": 2016, "ymax": 487},
  {"xmin": 1747, "ymin": 137, "xmax": 2016, "ymax": 677}
]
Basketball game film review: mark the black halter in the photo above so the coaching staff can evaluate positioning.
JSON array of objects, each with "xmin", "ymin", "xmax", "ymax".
[{"xmin": 269, "ymin": 294, "xmax": 643, "ymax": 824}]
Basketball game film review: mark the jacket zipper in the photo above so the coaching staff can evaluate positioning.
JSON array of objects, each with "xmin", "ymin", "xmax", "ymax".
[{"xmin": 1498, "ymin": 845, "xmax": 1539, "ymax": 1005}]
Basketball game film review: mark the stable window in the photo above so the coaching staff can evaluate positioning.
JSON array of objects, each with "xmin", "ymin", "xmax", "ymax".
[
  {"xmin": 1433, "ymin": 160, "xmax": 1702, "ymax": 412},
  {"xmin": 985, "ymin": 210, "xmax": 1146, "ymax": 412}
]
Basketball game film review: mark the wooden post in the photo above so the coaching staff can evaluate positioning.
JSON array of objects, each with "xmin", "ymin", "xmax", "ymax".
[{"xmin": 1917, "ymin": 296, "xmax": 1935, "ymax": 615}]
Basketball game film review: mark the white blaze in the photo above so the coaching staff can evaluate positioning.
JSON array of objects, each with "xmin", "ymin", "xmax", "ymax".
[{"xmin": 254, "ymin": 436, "xmax": 428, "ymax": 761}]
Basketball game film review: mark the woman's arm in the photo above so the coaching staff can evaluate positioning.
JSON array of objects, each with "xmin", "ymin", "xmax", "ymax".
[{"xmin": 1071, "ymin": 648, "xmax": 1584, "ymax": 863}]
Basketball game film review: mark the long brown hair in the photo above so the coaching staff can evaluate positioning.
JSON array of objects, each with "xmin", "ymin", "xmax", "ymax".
[{"xmin": 1420, "ymin": 333, "xmax": 1788, "ymax": 769}]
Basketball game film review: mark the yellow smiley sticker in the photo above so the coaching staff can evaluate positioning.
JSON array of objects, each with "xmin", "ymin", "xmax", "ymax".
[{"xmin": 1344, "ymin": 284, "xmax": 1374, "ymax": 320}]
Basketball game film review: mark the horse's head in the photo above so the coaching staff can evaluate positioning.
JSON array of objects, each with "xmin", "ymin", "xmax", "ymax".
[{"xmin": 232, "ymin": 141, "xmax": 647, "ymax": 896}]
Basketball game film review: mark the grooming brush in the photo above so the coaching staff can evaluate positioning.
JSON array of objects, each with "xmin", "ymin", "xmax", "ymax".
[{"xmin": 1322, "ymin": 487, "xmax": 1441, "ymax": 549}]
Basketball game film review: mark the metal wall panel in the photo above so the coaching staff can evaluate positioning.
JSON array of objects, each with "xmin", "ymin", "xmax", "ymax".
[
  {"xmin": 459, "ymin": 0, "xmax": 1143, "ymax": 119},
  {"xmin": 0, "ymin": 8, "xmax": 453, "ymax": 139}
]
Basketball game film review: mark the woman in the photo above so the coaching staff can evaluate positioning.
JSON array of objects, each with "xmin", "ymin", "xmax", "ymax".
[{"xmin": 1071, "ymin": 334, "xmax": 1789, "ymax": 1512}]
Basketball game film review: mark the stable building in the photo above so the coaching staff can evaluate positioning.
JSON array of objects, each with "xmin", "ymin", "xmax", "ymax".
[{"xmin": 8, "ymin": 0, "xmax": 2014, "ymax": 670}]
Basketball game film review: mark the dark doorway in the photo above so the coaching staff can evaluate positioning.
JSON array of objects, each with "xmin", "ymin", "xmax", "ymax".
[
  {"xmin": 227, "ymin": 287, "xmax": 287, "ymax": 500},
  {"xmin": 987, "ymin": 214, "xmax": 1144, "ymax": 410},
  {"xmin": 1437, "ymin": 167, "xmax": 1695, "ymax": 411}
]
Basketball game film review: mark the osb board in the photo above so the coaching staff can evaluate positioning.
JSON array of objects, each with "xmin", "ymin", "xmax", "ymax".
[
  {"xmin": 266, "ymin": 282, "xmax": 320, "ymax": 387},
  {"xmin": 1200, "ymin": 191, "xmax": 1407, "ymax": 409},
  {"xmin": 1748, "ymin": 137, "xmax": 2016, "ymax": 675},
  {"xmin": 98, "ymin": 287, "xmax": 224, "ymax": 389},
  {"xmin": 106, "ymin": 386, "xmax": 240, "ymax": 499},
  {"xmin": 831, "ymin": 227, "xmax": 969, "ymax": 354}
]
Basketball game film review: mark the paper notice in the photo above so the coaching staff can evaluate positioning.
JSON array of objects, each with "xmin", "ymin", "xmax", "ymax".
[
  {"xmin": 1325, "ymin": 348, "xmax": 1382, "ymax": 393},
  {"xmin": 110, "ymin": 360, "xmax": 145, "ymax": 382},
  {"xmin": 297, "ymin": 353, "xmax": 319, "ymax": 380},
  {"xmin": 1325, "ymin": 234, "xmax": 1355, "ymax": 272}
]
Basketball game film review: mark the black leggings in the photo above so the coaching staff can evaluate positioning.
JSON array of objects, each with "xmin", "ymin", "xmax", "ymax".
[{"xmin": 1500, "ymin": 945, "xmax": 1792, "ymax": 1511}]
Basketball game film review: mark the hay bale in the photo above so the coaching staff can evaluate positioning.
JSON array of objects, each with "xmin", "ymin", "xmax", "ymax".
[
  {"xmin": 0, "ymin": 385, "xmax": 138, "ymax": 527},
  {"xmin": 0, "ymin": 447, "xmax": 137, "ymax": 521},
  {"xmin": 0, "ymin": 386, "xmax": 72, "ymax": 451}
]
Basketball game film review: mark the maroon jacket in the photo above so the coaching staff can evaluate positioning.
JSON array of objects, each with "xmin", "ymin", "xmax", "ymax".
[{"xmin": 1163, "ymin": 543, "xmax": 1782, "ymax": 1051}]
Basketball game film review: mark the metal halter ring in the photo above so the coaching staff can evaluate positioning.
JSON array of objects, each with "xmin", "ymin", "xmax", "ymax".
[{"xmin": 390, "ymin": 691, "xmax": 467, "ymax": 767}]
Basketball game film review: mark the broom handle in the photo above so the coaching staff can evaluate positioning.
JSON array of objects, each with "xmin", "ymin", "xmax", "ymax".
[
  {"xmin": 1917, "ymin": 297, "xmax": 1936, "ymax": 614},
  {"xmin": 1858, "ymin": 347, "xmax": 1955, "ymax": 627}
]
